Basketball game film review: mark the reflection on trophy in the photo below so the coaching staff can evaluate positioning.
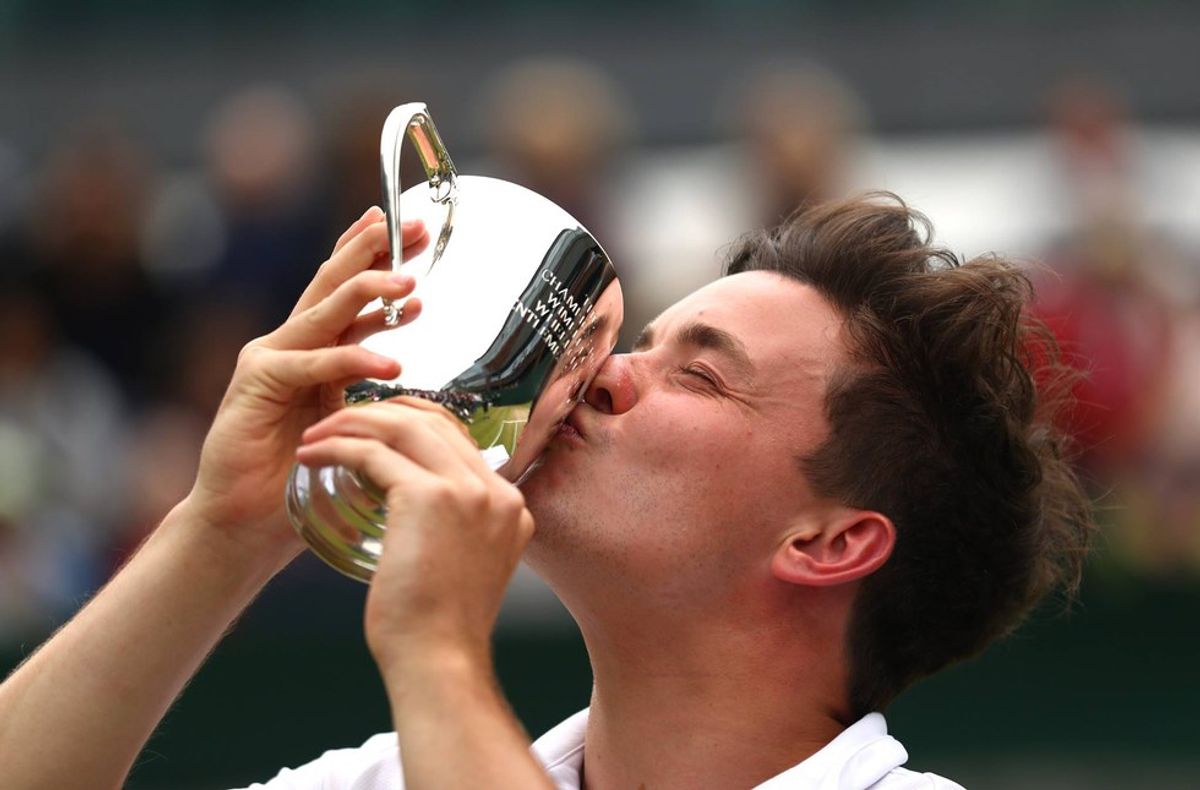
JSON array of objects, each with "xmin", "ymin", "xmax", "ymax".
[{"xmin": 285, "ymin": 102, "xmax": 623, "ymax": 582}]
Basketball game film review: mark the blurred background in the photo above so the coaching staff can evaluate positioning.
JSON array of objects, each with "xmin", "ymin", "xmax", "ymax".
[{"xmin": 2, "ymin": 1, "xmax": 1198, "ymax": 787}]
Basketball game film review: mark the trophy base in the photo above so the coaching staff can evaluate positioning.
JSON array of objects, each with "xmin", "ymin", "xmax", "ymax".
[
  {"xmin": 284, "ymin": 394, "xmax": 527, "ymax": 584},
  {"xmin": 285, "ymin": 463, "xmax": 388, "ymax": 583}
]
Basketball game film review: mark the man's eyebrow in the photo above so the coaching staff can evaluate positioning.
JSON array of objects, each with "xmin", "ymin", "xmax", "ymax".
[
  {"xmin": 676, "ymin": 321, "xmax": 755, "ymax": 379},
  {"xmin": 635, "ymin": 320, "xmax": 755, "ymax": 380},
  {"xmin": 633, "ymin": 324, "xmax": 655, "ymax": 351}
]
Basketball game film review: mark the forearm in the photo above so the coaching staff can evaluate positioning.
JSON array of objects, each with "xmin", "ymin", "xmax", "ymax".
[
  {"xmin": 0, "ymin": 498, "xmax": 288, "ymax": 790},
  {"xmin": 299, "ymin": 394, "xmax": 549, "ymax": 787},
  {"xmin": 383, "ymin": 647, "xmax": 554, "ymax": 790}
]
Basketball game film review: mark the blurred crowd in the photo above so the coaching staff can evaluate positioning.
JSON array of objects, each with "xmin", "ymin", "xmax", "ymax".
[{"xmin": 1, "ymin": 59, "xmax": 1198, "ymax": 643}]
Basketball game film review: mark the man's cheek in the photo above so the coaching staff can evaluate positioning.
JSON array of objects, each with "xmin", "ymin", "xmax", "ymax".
[{"xmin": 635, "ymin": 417, "xmax": 749, "ymax": 468}]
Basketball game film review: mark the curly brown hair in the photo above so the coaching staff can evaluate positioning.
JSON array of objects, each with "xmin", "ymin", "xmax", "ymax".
[{"xmin": 725, "ymin": 193, "xmax": 1094, "ymax": 718}]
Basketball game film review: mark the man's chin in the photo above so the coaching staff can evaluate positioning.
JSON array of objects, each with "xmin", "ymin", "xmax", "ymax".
[
  {"xmin": 519, "ymin": 459, "xmax": 556, "ymax": 509},
  {"xmin": 520, "ymin": 443, "xmax": 574, "ymax": 489},
  {"xmin": 519, "ymin": 448, "xmax": 582, "ymax": 523}
]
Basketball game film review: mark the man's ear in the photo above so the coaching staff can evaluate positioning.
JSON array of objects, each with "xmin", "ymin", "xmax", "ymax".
[{"xmin": 770, "ymin": 509, "xmax": 895, "ymax": 587}]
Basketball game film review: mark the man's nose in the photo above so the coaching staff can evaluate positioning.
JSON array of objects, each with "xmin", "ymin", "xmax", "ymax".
[{"xmin": 584, "ymin": 353, "xmax": 637, "ymax": 415}]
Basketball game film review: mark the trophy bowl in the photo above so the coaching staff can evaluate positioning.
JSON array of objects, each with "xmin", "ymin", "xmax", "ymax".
[{"xmin": 284, "ymin": 103, "xmax": 623, "ymax": 582}]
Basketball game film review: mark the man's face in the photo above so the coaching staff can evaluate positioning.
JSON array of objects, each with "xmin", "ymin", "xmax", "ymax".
[{"xmin": 521, "ymin": 271, "xmax": 847, "ymax": 611}]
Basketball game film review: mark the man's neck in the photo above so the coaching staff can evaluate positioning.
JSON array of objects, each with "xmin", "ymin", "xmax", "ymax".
[{"xmin": 575, "ymin": 589, "xmax": 853, "ymax": 790}]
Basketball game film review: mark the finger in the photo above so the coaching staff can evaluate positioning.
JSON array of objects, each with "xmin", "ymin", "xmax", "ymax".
[
  {"xmin": 301, "ymin": 403, "xmax": 478, "ymax": 479},
  {"xmin": 291, "ymin": 221, "xmax": 390, "ymax": 317},
  {"xmin": 370, "ymin": 225, "xmax": 431, "ymax": 271},
  {"xmin": 331, "ymin": 205, "xmax": 384, "ymax": 256},
  {"xmin": 338, "ymin": 297, "xmax": 424, "ymax": 346},
  {"xmin": 385, "ymin": 396, "xmax": 478, "ymax": 446},
  {"xmin": 516, "ymin": 509, "xmax": 536, "ymax": 551},
  {"xmin": 382, "ymin": 398, "xmax": 492, "ymax": 476},
  {"xmin": 240, "ymin": 344, "xmax": 400, "ymax": 395},
  {"xmin": 270, "ymin": 270, "xmax": 417, "ymax": 350},
  {"xmin": 291, "ymin": 220, "xmax": 429, "ymax": 317},
  {"xmin": 309, "ymin": 397, "xmax": 469, "ymax": 447},
  {"xmin": 295, "ymin": 436, "xmax": 440, "ymax": 498}
]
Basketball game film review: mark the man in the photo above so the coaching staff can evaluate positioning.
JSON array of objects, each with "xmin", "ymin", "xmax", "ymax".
[{"xmin": 0, "ymin": 194, "xmax": 1092, "ymax": 789}]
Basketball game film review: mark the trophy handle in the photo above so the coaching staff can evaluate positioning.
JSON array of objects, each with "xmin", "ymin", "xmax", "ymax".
[{"xmin": 379, "ymin": 102, "xmax": 458, "ymax": 325}]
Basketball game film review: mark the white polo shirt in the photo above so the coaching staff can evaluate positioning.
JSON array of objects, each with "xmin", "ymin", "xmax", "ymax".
[{"xmin": 237, "ymin": 709, "xmax": 963, "ymax": 789}]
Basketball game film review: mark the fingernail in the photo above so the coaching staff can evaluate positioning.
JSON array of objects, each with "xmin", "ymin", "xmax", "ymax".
[
  {"xmin": 387, "ymin": 273, "xmax": 413, "ymax": 286},
  {"xmin": 401, "ymin": 219, "xmax": 422, "ymax": 230}
]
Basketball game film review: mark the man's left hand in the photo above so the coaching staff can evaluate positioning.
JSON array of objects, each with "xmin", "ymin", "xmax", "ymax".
[{"xmin": 295, "ymin": 396, "xmax": 535, "ymax": 673}]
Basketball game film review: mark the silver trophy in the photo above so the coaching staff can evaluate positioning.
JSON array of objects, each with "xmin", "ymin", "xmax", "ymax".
[{"xmin": 285, "ymin": 102, "xmax": 623, "ymax": 581}]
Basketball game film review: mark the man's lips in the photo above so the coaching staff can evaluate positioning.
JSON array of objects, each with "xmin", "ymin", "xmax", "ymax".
[
  {"xmin": 554, "ymin": 409, "xmax": 587, "ymax": 444},
  {"xmin": 556, "ymin": 421, "xmax": 584, "ymax": 443},
  {"xmin": 565, "ymin": 409, "xmax": 588, "ymax": 439}
]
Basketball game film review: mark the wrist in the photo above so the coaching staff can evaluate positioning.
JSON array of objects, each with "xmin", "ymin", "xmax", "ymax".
[
  {"xmin": 380, "ymin": 637, "xmax": 551, "ymax": 790},
  {"xmin": 160, "ymin": 496, "xmax": 302, "ymax": 589},
  {"xmin": 375, "ymin": 637, "xmax": 493, "ymax": 701}
]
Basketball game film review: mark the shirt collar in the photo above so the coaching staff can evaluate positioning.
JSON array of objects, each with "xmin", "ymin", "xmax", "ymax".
[
  {"xmin": 531, "ymin": 710, "xmax": 907, "ymax": 790},
  {"xmin": 531, "ymin": 708, "xmax": 589, "ymax": 788},
  {"xmin": 752, "ymin": 713, "xmax": 908, "ymax": 789}
]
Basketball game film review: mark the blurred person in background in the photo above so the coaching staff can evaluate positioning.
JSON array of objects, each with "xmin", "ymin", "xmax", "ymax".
[
  {"xmin": 0, "ymin": 138, "xmax": 24, "ymax": 252},
  {"xmin": 323, "ymin": 86, "xmax": 434, "ymax": 241},
  {"xmin": 618, "ymin": 61, "xmax": 866, "ymax": 353},
  {"xmin": 120, "ymin": 85, "xmax": 337, "ymax": 558},
  {"xmin": 736, "ymin": 61, "xmax": 867, "ymax": 227},
  {"xmin": 113, "ymin": 296, "xmax": 268, "ymax": 569},
  {"xmin": 0, "ymin": 270, "xmax": 129, "ymax": 641},
  {"xmin": 478, "ymin": 58, "xmax": 633, "ymax": 245},
  {"xmin": 1138, "ymin": 282, "xmax": 1200, "ymax": 575},
  {"xmin": 0, "ymin": 195, "xmax": 1094, "ymax": 789},
  {"xmin": 478, "ymin": 59, "xmax": 635, "ymax": 348},
  {"xmin": 1032, "ymin": 77, "xmax": 1199, "ymax": 576},
  {"xmin": 1035, "ymin": 77, "xmax": 1174, "ymax": 476},
  {"xmin": 24, "ymin": 121, "xmax": 167, "ymax": 406},
  {"xmin": 202, "ymin": 85, "xmax": 330, "ymax": 331}
]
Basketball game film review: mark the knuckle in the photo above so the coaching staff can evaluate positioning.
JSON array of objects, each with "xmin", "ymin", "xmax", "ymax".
[
  {"xmin": 460, "ymin": 480, "xmax": 490, "ymax": 511},
  {"xmin": 236, "ymin": 342, "xmax": 266, "ymax": 369},
  {"xmin": 366, "ymin": 440, "xmax": 391, "ymax": 464},
  {"xmin": 379, "ymin": 401, "xmax": 416, "ymax": 428},
  {"xmin": 303, "ymin": 304, "xmax": 326, "ymax": 328},
  {"xmin": 380, "ymin": 419, "xmax": 413, "ymax": 450},
  {"xmin": 518, "ymin": 512, "xmax": 536, "ymax": 541},
  {"xmin": 497, "ymin": 485, "xmax": 526, "ymax": 517},
  {"xmin": 353, "ymin": 269, "xmax": 385, "ymax": 296},
  {"xmin": 298, "ymin": 353, "xmax": 322, "ymax": 381},
  {"xmin": 428, "ymin": 480, "xmax": 459, "ymax": 508},
  {"xmin": 367, "ymin": 221, "xmax": 389, "ymax": 245}
]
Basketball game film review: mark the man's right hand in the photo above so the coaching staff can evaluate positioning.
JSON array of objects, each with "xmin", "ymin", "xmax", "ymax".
[{"xmin": 180, "ymin": 206, "xmax": 429, "ymax": 568}]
